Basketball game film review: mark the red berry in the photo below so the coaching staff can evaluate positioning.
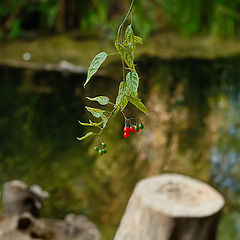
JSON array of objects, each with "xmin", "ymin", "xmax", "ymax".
[
  {"xmin": 124, "ymin": 126, "xmax": 130, "ymax": 133},
  {"xmin": 130, "ymin": 126, "xmax": 135, "ymax": 132},
  {"xmin": 124, "ymin": 132, "xmax": 129, "ymax": 138}
]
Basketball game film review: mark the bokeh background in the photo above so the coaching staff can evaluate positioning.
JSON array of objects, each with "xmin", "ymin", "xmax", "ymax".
[{"xmin": 1, "ymin": 0, "xmax": 240, "ymax": 239}]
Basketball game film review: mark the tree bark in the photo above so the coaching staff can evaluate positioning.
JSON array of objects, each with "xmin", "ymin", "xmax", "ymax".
[{"xmin": 114, "ymin": 174, "xmax": 224, "ymax": 240}]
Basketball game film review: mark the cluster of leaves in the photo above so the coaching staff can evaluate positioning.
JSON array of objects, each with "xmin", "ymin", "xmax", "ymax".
[{"xmin": 77, "ymin": 9, "xmax": 148, "ymax": 143}]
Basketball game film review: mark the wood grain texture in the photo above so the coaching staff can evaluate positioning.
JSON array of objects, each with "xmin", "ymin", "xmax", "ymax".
[{"xmin": 114, "ymin": 174, "xmax": 224, "ymax": 240}]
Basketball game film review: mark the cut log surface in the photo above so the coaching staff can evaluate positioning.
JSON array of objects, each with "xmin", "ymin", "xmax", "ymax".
[{"xmin": 114, "ymin": 174, "xmax": 225, "ymax": 240}]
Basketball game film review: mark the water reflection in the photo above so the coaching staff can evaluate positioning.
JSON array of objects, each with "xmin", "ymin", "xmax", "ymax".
[
  {"xmin": 136, "ymin": 57, "xmax": 240, "ymax": 239},
  {"xmin": 1, "ymin": 57, "xmax": 240, "ymax": 239},
  {"xmin": 210, "ymin": 81, "xmax": 240, "ymax": 192}
]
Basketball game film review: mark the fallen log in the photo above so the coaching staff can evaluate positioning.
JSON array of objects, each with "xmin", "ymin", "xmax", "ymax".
[
  {"xmin": 0, "ymin": 180, "xmax": 100, "ymax": 240},
  {"xmin": 0, "ymin": 213, "xmax": 100, "ymax": 240},
  {"xmin": 2, "ymin": 180, "xmax": 49, "ymax": 217},
  {"xmin": 114, "ymin": 174, "xmax": 224, "ymax": 240}
]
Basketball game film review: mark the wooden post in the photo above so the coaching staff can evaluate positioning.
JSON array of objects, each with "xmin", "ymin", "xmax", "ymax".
[{"xmin": 114, "ymin": 174, "xmax": 224, "ymax": 240}]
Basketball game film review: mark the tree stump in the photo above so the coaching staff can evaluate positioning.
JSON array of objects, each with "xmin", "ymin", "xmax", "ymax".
[{"xmin": 114, "ymin": 174, "xmax": 224, "ymax": 240}]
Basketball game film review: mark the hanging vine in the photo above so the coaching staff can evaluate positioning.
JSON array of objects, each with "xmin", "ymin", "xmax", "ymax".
[{"xmin": 77, "ymin": 0, "xmax": 148, "ymax": 155}]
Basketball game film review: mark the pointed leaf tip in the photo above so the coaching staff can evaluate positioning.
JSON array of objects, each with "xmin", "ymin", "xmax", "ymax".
[
  {"xmin": 130, "ymin": 97, "xmax": 148, "ymax": 116},
  {"xmin": 77, "ymin": 132, "xmax": 94, "ymax": 141},
  {"xmin": 85, "ymin": 106, "xmax": 105, "ymax": 118},
  {"xmin": 86, "ymin": 96, "xmax": 109, "ymax": 105},
  {"xmin": 84, "ymin": 52, "xmax": 108, "ymax": 88}
]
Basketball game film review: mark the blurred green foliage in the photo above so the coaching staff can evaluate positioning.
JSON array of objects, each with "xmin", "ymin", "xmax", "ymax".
[{"xmin": 1, "ymin": 0, "xmax": 240, "ymax": 39}]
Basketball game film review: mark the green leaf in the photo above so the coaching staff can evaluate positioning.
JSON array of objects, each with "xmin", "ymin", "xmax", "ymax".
[
  {"xmin": 116, "ymin": 81, "xmax": 125, "ymax": 105},
  {"xmin": 126, "ymin": 71, "xmax": 139, "ymax": 98},
  {"xmin": 77, "ymin": 132, "xmax": 94, "ymax": 141},
  {"xmin": 113, "ymin": 106, "xmax": 120, "ymax": 117},
  {"xmin": 89, "ymin": 120, "xmax": 103, "ymax": 127},
  {"xmin": 125, "ymin": 25, "xmax": 134, "ymax": 41},
  {"xmin": 115, "ymin": 81, "xmax": 129, "ymax": 111},
  {"xmin": 78, "ymin": 120, "xmax": 102, "ymax": 127},
  {"xmin": 125, "ymin": 25, "xmax": 135, "ymax": 60},
  {"xmin": 86, "ymin": 96, "xmax": 109, "ymax": 105},
  {"xmin": 134, "ymin": 36, "xmax": 143, "ymax": 45},
  {"xmin": 115, "ymin": 41, "xmax": 135, "ymax": 72},
  {"xmin": 86, "ymin": 107, "xmax": 105, "ymax": 118},
  {"xmin": 129, "ymin": 97, "xmax": 148, "ymax": 116},
  {"xmin": 123, "ymin": 40, "xmax": 128, "ymax": 46},
  {"xmin": 101, "ymin": 114, "xmax": 108, "ymax": 128},
  {"xmin": 120, "ymin": 96, "xmax": 129, "ymax": 110},
  {"xmin": 78, "ymin": 121, "xmax": 91, "ymax": 126},
  {"xmin": 84, "ymin": 52, "xmax": 108, "ymax": 88}
]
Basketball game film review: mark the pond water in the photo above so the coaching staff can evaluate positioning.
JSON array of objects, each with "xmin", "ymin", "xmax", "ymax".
[{"xmin": 1, "ymin": 55, "xmax": 240, "ymax": 239}]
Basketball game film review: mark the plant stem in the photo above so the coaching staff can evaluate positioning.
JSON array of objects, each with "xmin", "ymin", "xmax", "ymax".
[
  {"xmin": 97, "ymin": 108, "xmax": 116, "ymax": 135},
  {"xmin": 121, "ymin": 109, "xmax": 128, "ymax": 121},
  {"xmin": 117, "ymin": 0, "xmax": 135, "ymax": 42},
  {"xmin": 107, "ymin": 52, "xmax": 119, "ymax": 56}
]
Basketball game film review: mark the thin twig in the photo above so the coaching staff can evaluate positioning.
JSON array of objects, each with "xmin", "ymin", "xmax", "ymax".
[
  {"xmin": 121, "ymin": 109, "xmax": 128, "ymax": 121},
  {"xmin": 107, "ymin": 52, "xmax": 119, "ymax": 56},
  {"xmin": 97, "ymin": 108, "xmax": 116, "ymax": 135},
  {"xmin": 117, "ymin": 0, "xmax": 135, "ymax": 41}
]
